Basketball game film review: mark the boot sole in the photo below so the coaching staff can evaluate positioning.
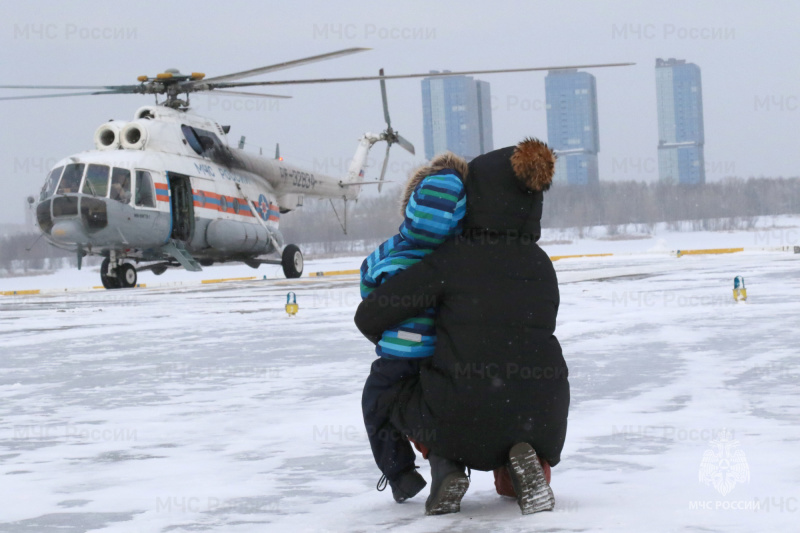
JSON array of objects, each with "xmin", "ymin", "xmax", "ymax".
[
  {"xmin": 508, "ymin": 442, "xmax": 555, "ymax": 515},
  {"xmin": 425, "ymin": 472, "xmax": 470, "ymax": 515}
]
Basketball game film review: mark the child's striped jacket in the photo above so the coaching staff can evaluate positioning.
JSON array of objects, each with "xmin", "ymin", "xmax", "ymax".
[{"xmin": 360, "ymin": 153, "xmax": 468, "ymax": 359}]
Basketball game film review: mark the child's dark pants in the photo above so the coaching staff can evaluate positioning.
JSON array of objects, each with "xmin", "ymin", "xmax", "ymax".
[{"xmin": 362, "ymin": 357, "xmax": 422, "ymax": 481}]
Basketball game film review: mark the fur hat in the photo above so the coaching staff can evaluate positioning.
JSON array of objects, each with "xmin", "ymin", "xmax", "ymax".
[{"xmin": 510, "ymin": 137, "xmax": 556, "ymax": 192}]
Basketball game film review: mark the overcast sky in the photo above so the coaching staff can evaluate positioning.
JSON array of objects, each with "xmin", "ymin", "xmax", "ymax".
[{"xmin": 1, "ymin": 0, "xmax": 798, "ymax": 225}]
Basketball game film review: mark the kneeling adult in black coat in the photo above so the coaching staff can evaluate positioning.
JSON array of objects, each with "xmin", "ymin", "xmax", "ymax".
[{"xmin": 355, "ymin": 138, "xmax": 570, "ymax": 515}]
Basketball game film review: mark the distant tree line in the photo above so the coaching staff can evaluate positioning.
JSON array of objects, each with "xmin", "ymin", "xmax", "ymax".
[
  {"xmin": 280, "ymin": 190, "xmax": 405, "ymax": 256},
  {"xmin": 282, "ymin": 177, "xmax": 800, "ymax": 248},
  {"xmin": 0, "ymin": 232, "xmax": 90, "ymax": 275},
  {"xmin": 541, "ymin": 178, "xmax": 800, "ymax": 234}
]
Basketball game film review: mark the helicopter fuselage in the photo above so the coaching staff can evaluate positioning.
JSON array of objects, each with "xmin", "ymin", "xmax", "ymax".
[
  {"xmin": 34, "ymin": 105, "xmax": 370, "ymax": 284},
  {"xmin": 39, "ymin": 149, "xmax": 280, "ymax": 257}
]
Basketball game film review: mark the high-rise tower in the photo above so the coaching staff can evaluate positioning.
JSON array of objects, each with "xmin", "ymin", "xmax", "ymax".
[
  {"xmin": 655, "ymin": 58, "xmax": 705, "ymax": 184},
  {"xmin": 545, "ymin": 69, "xmax": 600, "ymax": 185},
  {"xmin": 421, "ymin": 72, "xmax": 493, "ymax": 161}
]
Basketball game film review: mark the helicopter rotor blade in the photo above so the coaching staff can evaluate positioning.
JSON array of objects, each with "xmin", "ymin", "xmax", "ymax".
[
  {"xmin": 378, "ymin": 142, "xmax": 391, "ymax": 193},
  {"xmin": 379, "ymin": 68, "xmax": 391, "ymax": 129},
  {"xmin": 0, "ymin": 84, "xmax": 139, "ymax": 90},
  {"xmin": 0, "ymin": 90, "xmax": 134, "ymax": 101},
  {"xmin": 206, "ymin": 90, "xmax": 292, "ymax": 99},
  {"xmin": 206, "ymin": 62, "xmax": 635, "ymax": 88},
  {"xmin": 194, "ymin": 47, "xmax": 371, "ymax": 86},
  {"xmin": 395, "ymin": 134, "xmax": 415, "ymax": 156}
]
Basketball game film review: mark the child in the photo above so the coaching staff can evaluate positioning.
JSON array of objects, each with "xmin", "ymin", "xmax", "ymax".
[{"xmin": 360, "ymin": 152, "xmax": 468, "ymax": 502}]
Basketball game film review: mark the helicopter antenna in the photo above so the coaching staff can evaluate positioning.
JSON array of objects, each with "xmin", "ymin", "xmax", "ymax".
[
  {"xmin": 25, "ymin": 233, "xmax": 43, "ymax": 252},
  {"xmin": 329, "ymin": 198, "xmax": 348, "ymax": 234}
]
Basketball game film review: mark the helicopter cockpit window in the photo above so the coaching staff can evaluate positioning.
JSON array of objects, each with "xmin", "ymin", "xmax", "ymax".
[
  {"xmin": 110, "ymin": 168, "xmax": 132, "ymax": 204},
  {"xmin": 181, "ymin": 124, "xmax": 223, "ymax": 157},
  {"xmin": 82, "ymin": 164, "xmax": 110, "ymax": 197},
  {"xmin": 135, "ymin": 170, "xmax": 156, "ymax": 208},
  {"xmin": 40, "ymin": 166, "xmax": 64, "ymax": 201},
  {"xmin": 56, "ymin": 163, "xmax": 85, "ymax": 194}
]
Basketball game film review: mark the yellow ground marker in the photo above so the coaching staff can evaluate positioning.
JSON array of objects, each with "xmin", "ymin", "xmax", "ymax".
[
  {"xmin": 201, "ymin": 276, "xmax": 258, "ymax": 284},
  {"xmin": 550, "ymin": 253, "xmax": 614, "ymax": 262},
  {"xmin": 308, "ymin": 269, "xmax": 360, "ymax": 277},
  {"xmin": 676, "ymin": 248, "xmax": 744, "ymax": 258},
  {"xmin": 0, "ymin": 289, "xmax": 41, "ymax": 296}
]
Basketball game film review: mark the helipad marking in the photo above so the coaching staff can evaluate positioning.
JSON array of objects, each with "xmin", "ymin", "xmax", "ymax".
[
  {"xmin": 308, "ymin": 269, "xmax": 360, "ymax": 277},
  {"xmin": 201, "ymin": 276, "xmax": 258, "ymax": 284},
  {"xmin": 676, "ymin": 247, "xmax": 744, "ymax": 258},
  {"xmin": 550, "ymin": 253, "xmax": 614, "ymax": 262},
  {"xmin": 0, "ymin": 289, "xmax": 40, "ymax": 296}
]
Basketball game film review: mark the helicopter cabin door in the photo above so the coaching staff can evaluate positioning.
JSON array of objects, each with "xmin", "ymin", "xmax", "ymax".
[{"xmin": 166, "ymin": 172, "xmax": 195, "ymax": 242}]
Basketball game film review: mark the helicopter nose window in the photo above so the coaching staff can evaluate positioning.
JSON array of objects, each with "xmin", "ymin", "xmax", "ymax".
[
  {"xmin": 110, "ymin": 168, "xmax": 132, "ymax": 204},
  {"xmin": 82, "ymin": 164, "xmax": 110, "ymax": 197},
  {"xmin": 56, "ymin": 163, "xmax": 85, "ymax": 194},
  {"xmin": 40, "ymin": 166, "xmax": 64, "ymax": 201},
  {"xmin": 135, "ymin": 170, "xmax": 156, "ymax": 208}
]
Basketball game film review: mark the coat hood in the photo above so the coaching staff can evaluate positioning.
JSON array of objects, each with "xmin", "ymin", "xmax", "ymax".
[
  {"xmin": 401, "ymin": 152, "xmax": 468, "ymax": 215},
  {"xmin": 463, "ymin": 138, "xmax": 555, "ymax": 239},
  {"xmin": 395, "ymin": 152, "xmax": 467, "ymax": 248}
]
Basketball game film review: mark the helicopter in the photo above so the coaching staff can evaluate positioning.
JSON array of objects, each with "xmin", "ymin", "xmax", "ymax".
[{"xmin": 1, "ymin": 48, "xmax": 632, "ymax": 288}]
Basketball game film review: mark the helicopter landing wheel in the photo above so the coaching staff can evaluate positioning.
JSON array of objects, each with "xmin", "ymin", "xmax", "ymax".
[
  {"xmin": 101, "ymin": 257, "xmax": 121, "ymax": 289},
  {"xmin": 281, "ymin": 244, "xmax": 303, "ymax": 279},
  {"xmin": 118, "ymin": 263, "xmax": 137, "ymax": 288}
]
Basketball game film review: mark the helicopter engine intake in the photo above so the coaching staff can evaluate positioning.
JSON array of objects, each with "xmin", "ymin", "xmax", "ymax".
[
  {"xmin": 120, "ymin": 122, "xmax": 148, "ymax": 150},
  {"xmin": 93, "ymin": 121, "xmax": 127, "ymax": 150}
]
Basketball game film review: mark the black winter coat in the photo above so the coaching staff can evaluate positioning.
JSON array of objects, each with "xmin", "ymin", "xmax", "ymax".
[{"xmin": 354, "ymin": 144, "xmax": 570, "ymax": 471}]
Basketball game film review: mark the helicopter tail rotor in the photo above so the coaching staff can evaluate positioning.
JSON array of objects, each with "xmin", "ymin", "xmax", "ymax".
[
  {"xmin": 377, "ymin": 143, "xmax": 391, "ymax": 193},
  {"xmin": 377, "ymin": 68, "xmax": 415, "ymax": 193}
]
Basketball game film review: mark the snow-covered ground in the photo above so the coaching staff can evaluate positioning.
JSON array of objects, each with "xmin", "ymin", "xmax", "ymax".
[{"xmin": 1, "ymin": 224, "xmax": 799, "ymax": 532}]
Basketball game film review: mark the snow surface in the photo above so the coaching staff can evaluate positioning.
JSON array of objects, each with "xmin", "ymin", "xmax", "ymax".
[{"xmin": 1, "ymin": 225, "xmax": 799, "ymax": 532}]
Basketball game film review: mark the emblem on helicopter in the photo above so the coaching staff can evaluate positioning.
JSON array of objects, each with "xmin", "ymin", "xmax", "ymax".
[
  {"xmin": 1, "ymin": 48, "xmax": 631, "ymax": 288},
  {"xmin": 257, "ymin": 194, "xmax": 270, "ymax": 221}
]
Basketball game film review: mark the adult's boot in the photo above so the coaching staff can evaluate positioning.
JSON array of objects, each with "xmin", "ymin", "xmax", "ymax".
[
  {"xmin": 507, "ymin": 442, "xmax": 555, "ymax": 515},
  {"xmin": 425, "ymin": 454, "xmax": 470, "ymax": 515}
]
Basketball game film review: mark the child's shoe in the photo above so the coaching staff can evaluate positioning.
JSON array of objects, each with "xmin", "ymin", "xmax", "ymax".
[{"xmin": 377, "ymin": 467, "xmax": 427, "ymax": 503}]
